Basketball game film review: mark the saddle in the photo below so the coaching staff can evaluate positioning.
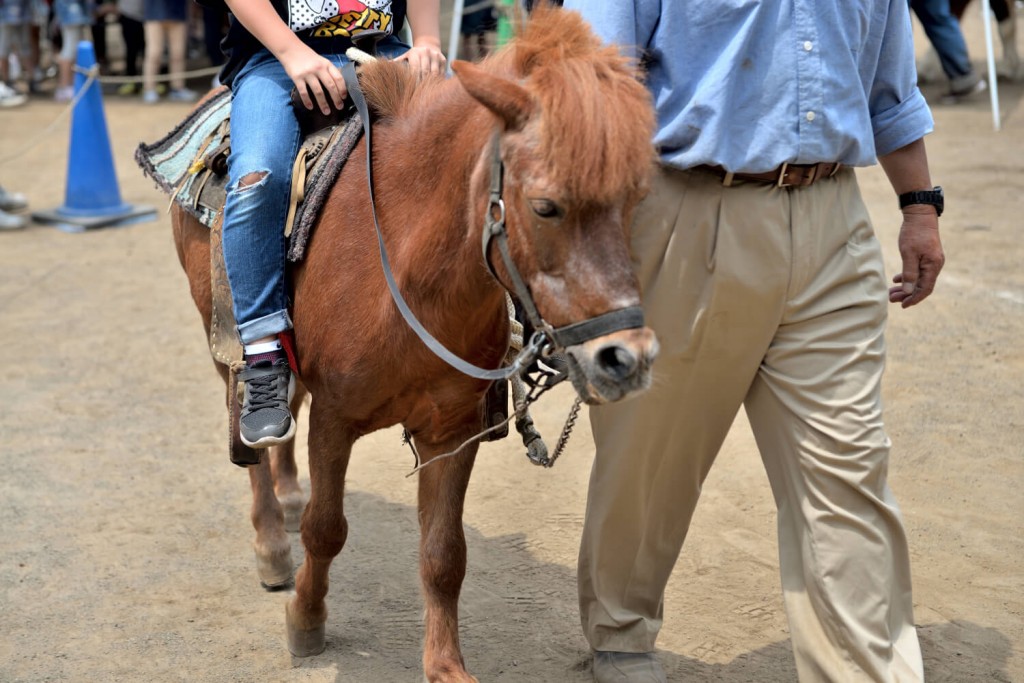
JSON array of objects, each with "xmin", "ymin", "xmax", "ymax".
[{"xmin": 135, "ymin": 87, "xmax": 364, "ymax": 264}]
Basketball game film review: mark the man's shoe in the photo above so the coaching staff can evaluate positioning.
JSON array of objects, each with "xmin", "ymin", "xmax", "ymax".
[
  {"xmin": 239, "ymin": 359, "xmax": 296, "ymax": 448},
  {"xmin": 592, "ymin": 651, "xmax": 667, "ymax": 683}
]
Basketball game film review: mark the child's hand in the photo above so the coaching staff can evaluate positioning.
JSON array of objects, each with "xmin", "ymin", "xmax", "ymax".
[
  {"xmin": 281, "ymin": 46, "xmax": 348, "ymax": 115},
  {"xmin": 394, "ymin": 39, "xmax": 447, "ymax": 79}
]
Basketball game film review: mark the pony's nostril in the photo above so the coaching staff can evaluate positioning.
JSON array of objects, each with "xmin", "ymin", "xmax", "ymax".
[{"xmin": 596, "ymin": 345, "xmax": 638, "ymax": 380}]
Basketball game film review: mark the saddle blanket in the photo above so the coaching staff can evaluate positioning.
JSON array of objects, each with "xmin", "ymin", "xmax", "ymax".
[{"xmin": 135, "ymin": 87, "xmax": 363, "ymax": 262}]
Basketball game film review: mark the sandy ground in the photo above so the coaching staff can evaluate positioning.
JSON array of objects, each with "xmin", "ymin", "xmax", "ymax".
[{"xmin": 1, "ymin": 11, "xmax": 1022, "ymax": 683}]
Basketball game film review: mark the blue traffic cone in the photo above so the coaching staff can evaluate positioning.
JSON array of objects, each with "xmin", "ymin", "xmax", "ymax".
[{"xmin": 33, "ymin": 41, "xmax": 156, "ymax": 233}]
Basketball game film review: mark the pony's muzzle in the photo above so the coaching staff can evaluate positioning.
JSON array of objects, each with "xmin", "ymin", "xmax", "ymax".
[{"xmin": 564, "ymin": 327, "xmax": 659, "ymax": 404}]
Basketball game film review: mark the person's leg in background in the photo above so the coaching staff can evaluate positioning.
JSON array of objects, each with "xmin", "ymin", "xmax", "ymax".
[
  {"xmin": 27, "ymin": 0, "xmax": 44, "ymax": 91},
  {"xmin": 164, "ymin": 16, "xmax": 194, "ymax": 100},
  {"xmin": 910, "ymin": 0, "xmax": 983, "ymax": 96},
  {"xmin": 53, "ymin": 0, "xmax": 92, "ymax": 102},
  {"xmin": 116, "ymin": 6, "xmax": 144, "ymax": 94},
  {"xmin": 90, "ymin": 2, "xmax": 108, "ymax": 72},
  {"xmin": 200, "ymin": 2, "xmax": 224, "ymax": 85},
  {"xmin": 141, "ymin": 17, "xmax": 164, "ymax": 102}
]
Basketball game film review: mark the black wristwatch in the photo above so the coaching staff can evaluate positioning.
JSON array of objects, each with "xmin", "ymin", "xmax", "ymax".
[{"xmin": 898, "ymin": 186, "xmax": 943, "ymax": 217}]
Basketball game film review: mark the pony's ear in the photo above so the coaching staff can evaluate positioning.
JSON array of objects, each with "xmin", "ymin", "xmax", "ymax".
[{"xmin": 451, "ymin": 60, "xmax": 534, "ymax": 130}]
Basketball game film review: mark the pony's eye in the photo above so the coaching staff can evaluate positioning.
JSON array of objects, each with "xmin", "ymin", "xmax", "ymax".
[{"xmin": 530, "ymin": 199, "xmax": 562, "ymax": 219}]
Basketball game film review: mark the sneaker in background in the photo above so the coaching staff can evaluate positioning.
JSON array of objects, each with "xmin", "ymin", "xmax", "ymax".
[
  {"xmin": 117, "ymin": 82, "xmax": 140, "ymax": 96},
  {"xmin": 949, "ymin": 72, "xmax": 987, "ymax": 98},
  {"xmin": 0, "ymin": 186, "xmax": 28, "ymax": 212},
  {"xmin": 0, "ymin": 82, "xmax": 27, "ymax": 108},
  {"xmin": 54, "ymin": 85, "xmax": 75, "ymax": 103},
  {"xmin": 0, "ymin": 209, "xmax": 27, "ymax": 231},
  {"xmin": 168, "ymin": 87, "xmax": 198, "ymax": 102},
  {"xmin": 142, "ymin": 89, "xmax": 160, "ymax": 104}
]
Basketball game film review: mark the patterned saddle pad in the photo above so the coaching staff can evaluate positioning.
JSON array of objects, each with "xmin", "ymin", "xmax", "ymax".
[{"xmin": 135, "ymin": 87, "xmax": 364, "ymax": 262}]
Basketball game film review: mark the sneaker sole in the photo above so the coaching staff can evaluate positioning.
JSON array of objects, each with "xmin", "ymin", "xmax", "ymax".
[{"xmin": 241, "ymin": 419, "xmax": 297, "ymax": 450}]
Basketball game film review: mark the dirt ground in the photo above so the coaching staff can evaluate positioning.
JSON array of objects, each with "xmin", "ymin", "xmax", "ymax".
[{"xmin": 1, "ymin": 12, "xmax": 1022, "ymax": 683}]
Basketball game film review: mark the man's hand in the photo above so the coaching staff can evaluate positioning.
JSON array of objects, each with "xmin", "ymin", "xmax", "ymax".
[{"xmin": 889, "ymin": 206, "xmax": 944, "ymax": 308}]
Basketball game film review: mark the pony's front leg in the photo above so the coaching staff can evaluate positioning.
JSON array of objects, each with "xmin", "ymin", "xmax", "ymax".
[
  {"xmin": 249, "ymin": 456, "xmax": 294, "ymax": 588},
  {"xmin": 285, "ymin": 402, "xmax": 354, "ymax": 657},
  {"xmin": 415, "ymin": 434, "xmax": 479, "ymax": 683}
]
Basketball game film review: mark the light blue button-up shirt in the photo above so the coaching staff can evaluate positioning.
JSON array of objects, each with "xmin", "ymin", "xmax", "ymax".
[{"xmin": 560, "ymin": 0, "xmax": 934, "ymax": 172}]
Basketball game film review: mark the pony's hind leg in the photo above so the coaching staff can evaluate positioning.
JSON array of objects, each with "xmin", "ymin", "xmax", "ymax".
[
  {"xmin": 249, "ymin": 456, "xmax": 294, "ymax": 588},
  {"xmin": 415, "ymin": 436, "xmax": 479, "ymax": 683},
  {"xmin": 272, "ymin": 384, "xmax": 309, "ymax": 532},
  {"xmin": 285, "ymin": 402, "xmax": 354, "ymax": 657}
]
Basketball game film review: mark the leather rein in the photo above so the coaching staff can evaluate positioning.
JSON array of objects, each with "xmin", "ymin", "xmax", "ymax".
[{"xmin": 340, "ymin": 61, "xmax": 644, "ymax": 383}]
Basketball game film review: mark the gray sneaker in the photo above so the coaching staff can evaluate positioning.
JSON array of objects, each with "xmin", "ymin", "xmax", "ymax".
[
  {"xmin": 238, "ymin": 360, "xmax": 296, "ymax": 448},
  {"xmin": 168, "ymin": 87, "xmax": 198, "ymax": 102},
  {"xmin": 0, "ymin": 186, "xmax": 28, "ymax": 212},
  {"xmin": 949, "ymin": 72, "xmax": 986, "ymax": 98},
  {"xmin": 592, "ymin": 651, "xmax": 667, "ymax": 683},
  {"xmin": 0, "ymin": 209, "xmax": 26, "ymax": 230}
]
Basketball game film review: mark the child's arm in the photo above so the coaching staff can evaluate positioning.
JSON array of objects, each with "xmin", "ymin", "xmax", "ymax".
[
  {"xmin": 224, "ymin": 0, "xmax": 347, "ymax": 115},
  {"xmin": 394, "ymin": 0, "xmax": 446, "ymax": 76}
]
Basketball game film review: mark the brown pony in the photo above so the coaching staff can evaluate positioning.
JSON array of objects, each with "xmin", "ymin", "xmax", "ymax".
[{"xmin": 172, "ymin": 6, "xmax": 657, "ymax": 681}]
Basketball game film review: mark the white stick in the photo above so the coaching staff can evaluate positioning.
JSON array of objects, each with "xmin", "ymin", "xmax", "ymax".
[
  {"xmin": 981, "ymin": 0, "xmax": 1001, "ymax": 130},
  {"xmin": 448, "ymin": 0, "xmax": 466, "ymax": 63}
]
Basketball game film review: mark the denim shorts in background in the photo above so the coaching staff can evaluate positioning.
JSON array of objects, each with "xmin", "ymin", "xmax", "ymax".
[
  {"xmin": 143, "ymin": 0, "xmax": 187, "ymax": 22},
  {"xmin": 53, "ymin": 0, "xmax": 94, "ymax": 27},
  {"xmin": 1, "ymin": 0, "xmax": 47, "ymax": 26}
]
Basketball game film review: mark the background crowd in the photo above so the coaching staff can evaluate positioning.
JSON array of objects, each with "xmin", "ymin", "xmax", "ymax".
[
  {"xmin": 1, "ymin": 0, "xmax": 1017, "ymax": 111},
  {"xmin": 0, "ymin": 0, "xmax": 226, "ymax": 106}
]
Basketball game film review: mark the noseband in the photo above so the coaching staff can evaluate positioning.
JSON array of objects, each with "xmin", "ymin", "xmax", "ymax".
[{"xmin": 343, "ymin": 63, "xmax": 644, "ymax": 383}]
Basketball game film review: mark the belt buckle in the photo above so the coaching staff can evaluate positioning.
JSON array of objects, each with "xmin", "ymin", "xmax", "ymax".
[{"xmin": 776, "ymin": 162, "xmax": 791, "ymax": 188}]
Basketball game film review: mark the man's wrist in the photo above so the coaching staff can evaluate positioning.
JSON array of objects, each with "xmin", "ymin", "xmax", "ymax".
[{"xmin": 898, "ymin": 186, "xmax": 944, "ymax": 217}]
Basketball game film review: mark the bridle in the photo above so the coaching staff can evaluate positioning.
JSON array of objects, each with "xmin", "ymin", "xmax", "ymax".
[
  {"xmin": 341, "ymin": 62, "xmax": 645, "ymax": 383},
  {"xmin": 480, "ymin": 132, "xmax": 646, "ymax": 352}
]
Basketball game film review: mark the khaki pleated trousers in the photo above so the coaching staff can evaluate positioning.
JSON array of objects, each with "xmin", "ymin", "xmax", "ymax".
[{"xmin": 579, "ymin": 166, "xmax": 924, "ymax": 682}]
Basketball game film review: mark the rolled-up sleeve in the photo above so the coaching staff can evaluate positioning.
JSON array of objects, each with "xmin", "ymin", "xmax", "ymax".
[{"xmin": 869, "ymin": 0, "xmax": 934, "ymax": 155}]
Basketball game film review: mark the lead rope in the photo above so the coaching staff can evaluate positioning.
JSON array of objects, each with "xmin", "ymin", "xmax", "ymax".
[{"xmin": 406, "ymin": 294, "xmax": 583, "ymax": 475}]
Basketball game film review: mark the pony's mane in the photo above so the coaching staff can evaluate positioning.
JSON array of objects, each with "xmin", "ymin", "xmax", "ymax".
[
  {"xmin": 496, "ymin": 6, "xmax": 656, "ymax": 201},
  {"xmin": 358, "ymin": 6, "xmax": 655, "ymax": 201}
]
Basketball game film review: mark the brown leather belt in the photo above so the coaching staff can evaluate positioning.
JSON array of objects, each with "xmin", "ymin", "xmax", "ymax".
[{"xmin": 698, "ymin": 162, "xmax": 842, "ymax": 188}]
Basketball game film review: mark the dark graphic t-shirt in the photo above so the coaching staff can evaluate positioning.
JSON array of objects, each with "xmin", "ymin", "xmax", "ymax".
[
  {"xmin": 197, "ymin": 0, "xmax": 407, "ymax": 86},
  {"xmin": 286, "ymin": 0, "xmax": 399, "ymax": 36}
]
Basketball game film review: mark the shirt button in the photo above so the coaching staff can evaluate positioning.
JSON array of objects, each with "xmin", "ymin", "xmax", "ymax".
[
  {"xmin": 804, "ymin": 41, "xmax": 813, "ymax": 51},
  {"xmin": 806, "ymin": 111, "xmax": 816, "ymax": 122}
]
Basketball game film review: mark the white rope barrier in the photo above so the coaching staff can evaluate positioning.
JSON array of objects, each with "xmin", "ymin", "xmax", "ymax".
[
  {"xmin": 0, "ymin": 67, "xmax": 99, "ymax": 168},
  {"xmin": 72, "ymin": 64, "xmax": 222, "ymax": 85}
]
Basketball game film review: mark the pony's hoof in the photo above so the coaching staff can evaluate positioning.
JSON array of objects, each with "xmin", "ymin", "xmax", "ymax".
[
  {"xmin": 285, "ymin": 603, "xmax": 326, "ymax": 657},
  {"xmin": 278, "ymin": 491, "xmax": 308, "ymax": 532},
  {"xmin": 255, "ymin": 548, "xmax": 293, "ymax": 589}
]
